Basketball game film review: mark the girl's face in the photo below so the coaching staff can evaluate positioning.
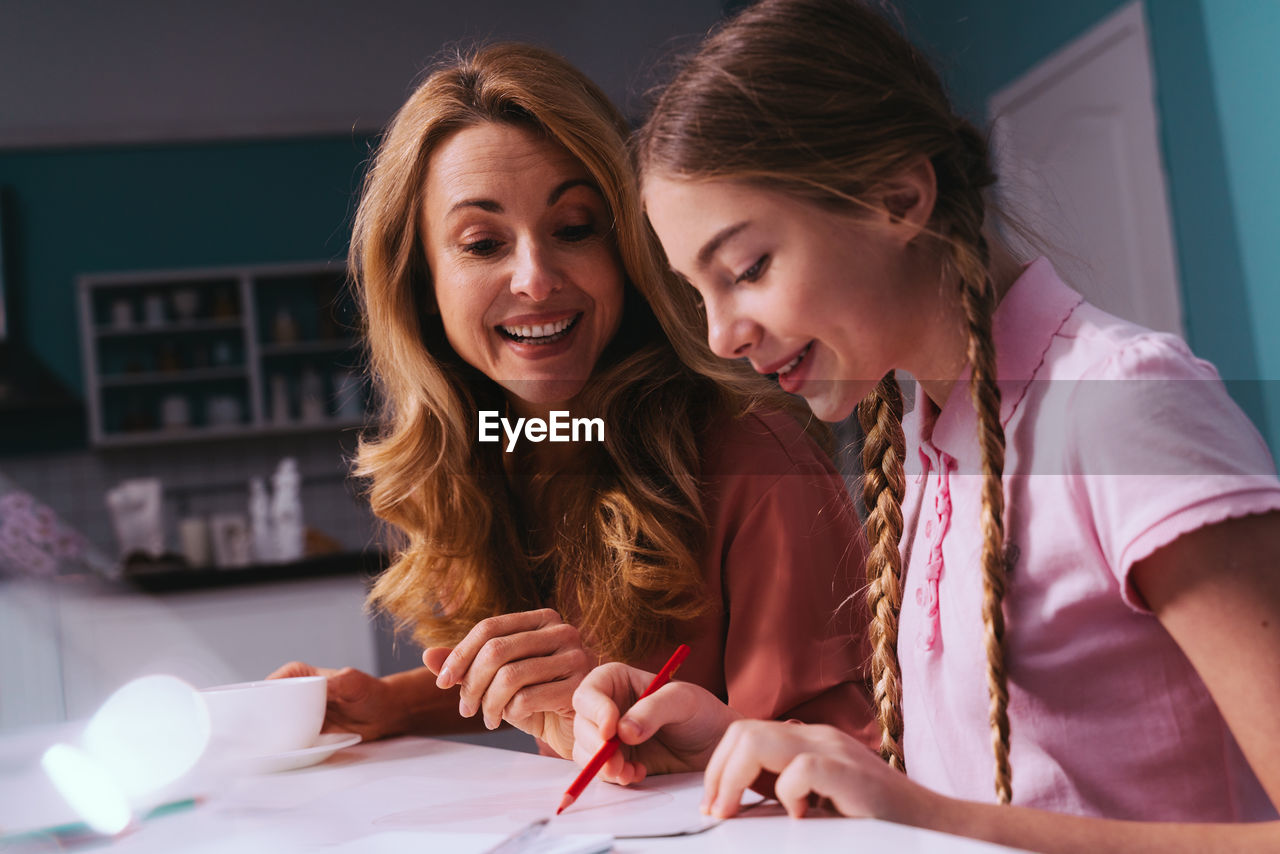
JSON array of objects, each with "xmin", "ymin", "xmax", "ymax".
[
  {"xmin": 643, "ymin": 174, "xmax": 950, "ymax": 421},
  {"xmin": 420, "ymin": 122, "xmax": 625, "ymax": 416}
]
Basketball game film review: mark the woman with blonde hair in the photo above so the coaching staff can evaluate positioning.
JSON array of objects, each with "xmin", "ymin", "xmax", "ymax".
[
  {"xmin": 571, "ymin": 0, "xmax": 1280, "ymax": 848},
  {"xmin": 272, "ymin": 41, "xmax": 877, "ymax": 759}
]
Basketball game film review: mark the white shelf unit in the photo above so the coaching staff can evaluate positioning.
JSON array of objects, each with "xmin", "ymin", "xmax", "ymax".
[{"xmin": 77, "ymin": 261, "xmax": 367, "ymax": 447}]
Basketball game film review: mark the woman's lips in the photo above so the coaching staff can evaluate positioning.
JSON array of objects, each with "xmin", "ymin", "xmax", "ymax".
[{"xmin": 497, "ymin": 312, "xmax": 583, "ymax": 360}]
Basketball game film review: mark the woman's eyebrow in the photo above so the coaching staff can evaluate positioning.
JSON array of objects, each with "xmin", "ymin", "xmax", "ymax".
[
  {"xmin": 547, "ymin": 178, "xmax": 601, "ymax": 206},
  {"xmin": 447, "ymin": 198, "xmax": 502, "ymax": 217},
  {"xmin": 445, "ymin": 179, "xmax": 599, "ymax": 219}
]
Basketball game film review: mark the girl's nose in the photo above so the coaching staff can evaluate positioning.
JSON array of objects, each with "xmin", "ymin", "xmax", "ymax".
[{"xmin": 705, "ymin": 297, "xmax": 761, "ymax": 360}]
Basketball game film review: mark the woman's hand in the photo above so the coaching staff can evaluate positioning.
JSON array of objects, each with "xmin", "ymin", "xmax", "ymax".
[
  {"xmin": 424, "ymin": 608, "xmax": 594, "ymax": 758},
  {"xmin": 267, "ymin": 661, "xmax": 398, "ymax": 742},
  {"xmin": 571, "ymin": 662, "xmax": 742, "ymax": 785},
  {"xmin": 701, "ymin": 720, "xmax": 931, "ymax": 822}
]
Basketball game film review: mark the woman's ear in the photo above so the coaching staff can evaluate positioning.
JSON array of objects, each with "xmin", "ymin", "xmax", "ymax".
[{"xmin": 878, "ymin": 157, "xmax": 937, "ymax": 245}]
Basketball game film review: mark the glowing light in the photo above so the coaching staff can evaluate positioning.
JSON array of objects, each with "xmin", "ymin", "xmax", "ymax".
[
  {"xmin": 40, "ymin": 743, "xmax": 131, "ymax": 835},
  {"xmin": 40, "ymin": 674, "xmax": 211, "ymax": 837},
  {"xmin": 82, "ymin": 674, "xmax": 210, "ymax": 799}
]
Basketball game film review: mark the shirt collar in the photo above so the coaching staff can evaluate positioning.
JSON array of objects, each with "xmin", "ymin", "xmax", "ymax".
[{"xmin": 910, "ymin": 257, "xmax": 1083, "ymax": 464}]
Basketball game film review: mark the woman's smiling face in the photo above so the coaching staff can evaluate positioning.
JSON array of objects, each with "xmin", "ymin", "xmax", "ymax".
[
  {"xmin": 642, "ymin": 173, "xmax": 946, "ymax": 421},
  {"xmin": 420, "ymin": 122, "xmax": 625, "ymax": 416}
]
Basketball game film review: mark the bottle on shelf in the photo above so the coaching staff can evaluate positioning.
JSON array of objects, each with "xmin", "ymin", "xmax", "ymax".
[
  {"xmin": 271, "ymin": 458, "xmax": 304, "ymax": 563},
  {"xmin": 249, "ymin": 477, "xmax": 275, "ymax": 564}
]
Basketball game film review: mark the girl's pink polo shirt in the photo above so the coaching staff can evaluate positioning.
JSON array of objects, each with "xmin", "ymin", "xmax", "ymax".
[{"xmin": 899, "ymin": 258, "xmax": 1280, "ymax": 820}]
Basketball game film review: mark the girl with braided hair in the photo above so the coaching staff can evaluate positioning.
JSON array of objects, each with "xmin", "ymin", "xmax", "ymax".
[{"xmin": 570, "ymin": 0, "xmax": 1280, "ymax": 849}]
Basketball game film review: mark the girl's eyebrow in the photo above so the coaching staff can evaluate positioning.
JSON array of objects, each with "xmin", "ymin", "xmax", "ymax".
[{"xmin": 696, "ymin": 221, "xmax": 750, "ymax": 271}]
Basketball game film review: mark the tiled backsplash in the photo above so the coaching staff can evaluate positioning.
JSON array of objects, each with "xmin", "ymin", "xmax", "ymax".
[{"xmin": 3, "ymin": 431, "xmax": 379, "ymax": 562}]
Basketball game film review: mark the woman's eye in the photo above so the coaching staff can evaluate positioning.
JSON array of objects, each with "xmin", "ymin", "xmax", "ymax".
[
  {"xmin": 735, "ymin": 254, "xmax": 769, "ymax": 284},
  {"xmin": 557, "ymin": 223, "xmax": 595, "ymax": 242},
  {"xmin": 462, "ymin": 238, "xmax": 501, "ymax": 256}
]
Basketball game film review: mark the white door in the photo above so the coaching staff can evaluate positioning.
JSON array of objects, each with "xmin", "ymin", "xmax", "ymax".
[{"xmin": 988, "ymin": 1, "xmax": 1184, "ymax": 337}]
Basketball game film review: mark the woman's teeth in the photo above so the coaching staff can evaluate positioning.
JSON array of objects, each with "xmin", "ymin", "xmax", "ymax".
[
  {"xmin": 500, "ymin": 315, "xmax": 578, "ymax": 342},
  {"xmin": 777, "ymin": 342, "xmax": 812, "ymax": 376}
]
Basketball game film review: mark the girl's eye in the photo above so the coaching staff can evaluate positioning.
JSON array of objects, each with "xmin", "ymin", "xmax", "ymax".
[
  {"xmin": 557, "ymin": 223, "xmax": 595, "ymax": 242},
  {"xmin": 463, "ymin": 238, "xmax": 501, "ymax": 256},
  {"xmin": 735, "ymin": 254, "xmax": 769, "ymax": 284}
]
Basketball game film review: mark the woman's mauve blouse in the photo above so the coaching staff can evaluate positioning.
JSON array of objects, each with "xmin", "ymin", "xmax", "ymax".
[{"xmin": 629, "ymin": 409, "xmax": 877, "ymax": 745}]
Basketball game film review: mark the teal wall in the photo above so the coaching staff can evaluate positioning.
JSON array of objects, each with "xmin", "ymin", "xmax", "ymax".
[
  {"xmin": 1200, "ymin": 1, "xmax": 1280, "ymax": 443},
  {"xmin": 900, "ymin": 0, "xmax": 1278, "ymax": 451},
  {"xmin": 1, "ymin": 137, "xmax": 372, "ymax": 393}
]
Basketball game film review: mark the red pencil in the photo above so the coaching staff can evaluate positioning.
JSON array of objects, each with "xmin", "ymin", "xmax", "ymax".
[{"xmin": 556, "ymin": 643, "xmax": 691, "ymax": 815}]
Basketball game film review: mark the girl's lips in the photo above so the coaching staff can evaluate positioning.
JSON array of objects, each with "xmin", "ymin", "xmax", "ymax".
[{"xmin": 775, "ymin": 342, "xmax": 816, "ymax": 395}]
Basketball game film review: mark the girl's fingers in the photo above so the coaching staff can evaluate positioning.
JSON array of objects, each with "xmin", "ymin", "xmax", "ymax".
[
  {"xmin": 701, "ymin": 719, "xmax": 747, "ymax": 813},
  {"xmin": 613, "ymin": 682, "xmax": 702, "ymax": 744},
  {"xmin": 706, "ymin": 733, "xmax": 769, "ymax": 818},
  {"xmin": 573, "ymin": 663, "xmax": 651, "ymax": 738},
  {"xmin": 773, "ymin": 753, "xmax": 829, "ymax": 818},
  {"xmin": 436, "ymin": 608, "xmax": 561, "ymax": 689},
  {"xmin": 571, "ymin": 663, "xmax": 659, "ymax": 785}
]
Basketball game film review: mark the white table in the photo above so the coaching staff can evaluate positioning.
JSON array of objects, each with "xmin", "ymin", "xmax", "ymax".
[{"xmin": 2, "ymin": 733, "xmax": 1026, "ymax": 852}]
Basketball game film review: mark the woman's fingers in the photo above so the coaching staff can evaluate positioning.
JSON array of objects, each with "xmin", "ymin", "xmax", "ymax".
[
  {"xmin": 456, "ymin": 621, "xmax": 586, "ymax": 725},
  {"xmin": 421, "ymin": 647, "xmax": 451, "ymax": 675},
  {"xmin": 267, "ymin": 660, "xmax": 322, "ymax": 679},
  {"xmin": 436, "ymin": 608, "xmax": 562, "ymax": 689},
  {"xmin": 478, "ymin": 645, "xmax": 588, "ymax": 729}
]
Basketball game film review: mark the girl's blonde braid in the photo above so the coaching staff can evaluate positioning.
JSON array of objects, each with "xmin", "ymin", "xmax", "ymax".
[
  {"xmin": 856, "ymin": 372, "xmax": 907, "ymax": 771},
  {"xmin": 954, "ymin": 243, "xmax": 1012, "ymax": 804}
]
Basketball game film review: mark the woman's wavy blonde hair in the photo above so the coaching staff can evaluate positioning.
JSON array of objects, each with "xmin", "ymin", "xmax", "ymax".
[
  {"xmin": 351, "ymin": 42, "xmax": 817, "ymax": 664},
  {"xmin": 636, "ymin": 0, "xmax": 1013, "ymax": 802}
]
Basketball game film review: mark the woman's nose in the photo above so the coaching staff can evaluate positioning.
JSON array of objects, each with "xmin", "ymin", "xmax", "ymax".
[
  {"xmin": 509, "ymin": 241, "xmax": 562, "ymax": 301},
  {"xmin": 705, "ymin": 299, "xmax": 761, "ymax": 360}
]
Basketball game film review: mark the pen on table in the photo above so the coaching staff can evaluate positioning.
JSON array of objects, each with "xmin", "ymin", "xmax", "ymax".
[{"xmin": 556, "ymin": 643, "xmax": 691, "ymax": 815}]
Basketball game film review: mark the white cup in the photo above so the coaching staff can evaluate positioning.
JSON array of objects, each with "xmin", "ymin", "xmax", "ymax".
[{"xmin": 199, "ymin": 676, "xmax": 325, "ymax": 758}]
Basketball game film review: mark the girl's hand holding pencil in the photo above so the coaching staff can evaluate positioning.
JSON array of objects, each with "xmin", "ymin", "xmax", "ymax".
[{"xmin": 571, "ymin": 659, "xmax": 743, "ymax": 784}]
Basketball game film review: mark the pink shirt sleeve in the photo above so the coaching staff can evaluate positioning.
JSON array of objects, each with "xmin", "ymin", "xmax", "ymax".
[
  {"xmin": 1068, "ymin": 332, "xmax": 1280, "ymax": 611},
  {"xmin": 703, "ymin": 414, "xmax": 879, "ymax": 748}
]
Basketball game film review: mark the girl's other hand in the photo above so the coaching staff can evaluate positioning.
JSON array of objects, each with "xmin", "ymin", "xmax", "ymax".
[
  {"xmin": 702, "ymin": 720, "xmax": 931, "ymax": 822},
  {"xmin": 571, "ymin": 661, "xmax": 742, "ymax": 785},
  {"xmin": 423, "ymin": 608, "xmax": 594, "ymax": 757}
]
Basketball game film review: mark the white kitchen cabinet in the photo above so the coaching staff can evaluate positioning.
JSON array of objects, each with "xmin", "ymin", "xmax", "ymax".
[{"xmin": 0, "ymin": 574, "xmax": 376, "ymax": 728}]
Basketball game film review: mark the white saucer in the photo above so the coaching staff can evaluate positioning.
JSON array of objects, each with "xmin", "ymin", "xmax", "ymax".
[{"xmin": 243, "ymin": 732, "xmax": 362, "ymax": 774}]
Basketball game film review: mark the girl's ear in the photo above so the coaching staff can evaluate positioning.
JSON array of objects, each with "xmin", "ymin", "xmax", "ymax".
[{"xmin": 877, "ymin": 157, "xmax": 937, "ymax": 246}]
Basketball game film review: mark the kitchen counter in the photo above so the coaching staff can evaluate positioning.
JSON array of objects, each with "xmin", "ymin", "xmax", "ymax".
[{"xmin": 117, "ymin": 550, "xmax": 388, "ymax": 593}]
